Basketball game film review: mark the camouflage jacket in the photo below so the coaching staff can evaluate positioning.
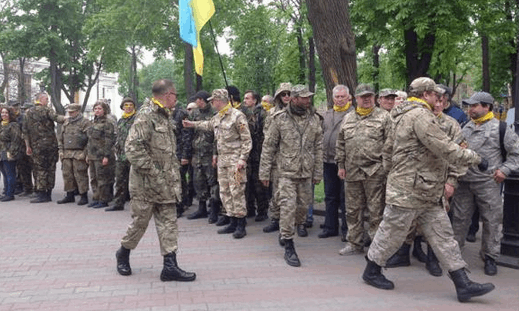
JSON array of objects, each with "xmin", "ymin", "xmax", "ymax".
[
  {"xmin": 382, "ymin": 100, "xmax": 481, "ymax": 208},
  {"xmin": 263, "ymin": 103, "xmax": 286, "ymax": 137},
  {"xmin": 0, "ymin": 122, "xmax": 23, "ymax": 161},
  {"xmin": 460, "ymin": 117, "xmax": 519, "ymax": 182},
  {"xmin": 182, "ymin": 105, "xmax": 215, "ymax": 163},
  {"xmin": 171, "ymin": 106, "xmax": 188, "ymax": 160},
  {"xmin": 22, "ymin": 105, "xmax": 65, "ymax": 150},
  {"xmin": 114, "ymin": 114, "xmax": 136, "ymax": 161},
  {"xmin": 87, "ymin": 116, "xmax": 115, "ymax": 160},
  {"xmin": 194, "ymin": 106, "xmax": 252, "ymax": 167},
  {"xmin": 323, "ymin": 106, "xmax": 353, "ymax": 163},
  {"xmin": 437, "ymin": 113, "xmax": 468, "ymax": 187},
  {"xmin": 125, "ymin": 99, "xmax": 181, "ymax": 203},
  {"xmin": 58, "ymin": 114, "xmax": 91, "ymax": 160},
  {"xmin": 335, "ymin": 107, "xmax": 390, "ymax": 181},
  {"xmin": 259, "ymin": 106, "xmax": 323, "ymax": 181},
  {"xmin": 239, "ymin": 105, "xmax": 260, "ymax": 163}
]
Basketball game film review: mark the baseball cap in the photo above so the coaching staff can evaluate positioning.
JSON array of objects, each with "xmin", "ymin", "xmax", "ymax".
[
  {"xmin": 379, "ymin": 88, "xmax": 397, "ymax": 97},
  {"xmin": 355, "ymin": 84, "xmax": 375, "ymax": 97},
  {"xmin": 208, "ymin": 89, "xmax": 229, "ymax": 102},
  {"xmin": 462, "ymin": 92, "xmax": 494, "ymax": 106},
  {"xmin": 291, "ymin": 85, "xmax": 314, "ymax": 98}
]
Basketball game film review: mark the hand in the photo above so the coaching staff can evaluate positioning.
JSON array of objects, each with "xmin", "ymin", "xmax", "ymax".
[
  {"xmin": 236, "ymin": 159, "xmax": 246, "ymax": 170},
  {"xmin": 337, "ymin": 168, "xmax": 346, "ymax": 180},
  {"xmin": 26, "ymin": 146, "xmax": 32, "ymax": 156},
  {"xmin": 477, "ymin": 157, "xmax": 488, "ymax": 172},
  {"xmin": 102, "ymin": 157, "xmax": 109, "ymax": 166},
  {"xmin": 493, "ymin": 169, "xmax": 506, "ymax": 183},
  {"xmin": 444, "ymin": 183, "xmax": 455, "ymax": 200},
  {"xmin": 261, "ymin": 180, "xmax": 270, "ymax": 187},
  {"xmin": 181, "ymin": 158, "xmax": 189, "ymax": 165},
  {"xmin": 212, "ymin": 155, "xmax": 218, "ymax": 168},
  {"xmin": 182, "ymin": 120, "xmax": 194, "ymax": 128}
]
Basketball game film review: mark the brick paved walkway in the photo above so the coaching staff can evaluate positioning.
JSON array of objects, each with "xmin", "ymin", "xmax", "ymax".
[{"xmin": 1, "ymin": 172, "xmax": 518, "ymax": 310}]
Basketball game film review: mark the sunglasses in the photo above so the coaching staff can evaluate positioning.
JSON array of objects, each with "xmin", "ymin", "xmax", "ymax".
[{"xmin": 280, "ymin": 92, "xmax": 290, "ymax": 97}]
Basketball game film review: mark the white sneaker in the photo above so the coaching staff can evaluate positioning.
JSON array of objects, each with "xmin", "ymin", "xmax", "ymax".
[{"xmin": 339, "ymin": 243, "xmax": 364, "ymax": 256}]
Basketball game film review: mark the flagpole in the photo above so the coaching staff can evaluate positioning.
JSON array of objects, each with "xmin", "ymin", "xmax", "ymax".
[{"xmin": 208, "ymin": 20, "xmax": 229, "ymax": 89}]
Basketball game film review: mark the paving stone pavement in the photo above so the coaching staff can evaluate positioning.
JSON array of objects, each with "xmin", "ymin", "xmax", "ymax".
[{"xmin": 1, "ymin": 171, "xmax": 518, "ymax": 311}]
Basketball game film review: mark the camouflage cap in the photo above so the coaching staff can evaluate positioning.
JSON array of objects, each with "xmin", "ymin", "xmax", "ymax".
[
  {"xmin": 462, "ymin": 92, "xmax": 494, "ymax": 106},
  {"xmin": 409, "ymin": 77, "xmax": 437, "ymax": 93},
  {"xmin": 21, "ymin": 102, "xmax": 34, "ymax": 109},
  {"xmin": 379, "ymin": 88, "xmax": 397, "ymax": 97},
  {"xmin": 208, "ymin": 89, "xmax": 229, "ymax": 102},
  {"xmin": 120, "ymin": 97, "xmax": 135, "ymax": 109},
  {"xmin": 8, "ymin": 100, "xmax": 20, "ymax": 107},
  {"xmin": 274, "ymin": 82, "xmax": 292, "ymax": 99},
  {"xmin": 66, "ymin": 103, "xmax": 82, "ymax": 112},
  {"xmin": 291, "ymin": 84, "xmax": 314, "ymax": 98},
  {"xmin": 355, "ymin": 84, "xmax": 375, "ymax": 97}
]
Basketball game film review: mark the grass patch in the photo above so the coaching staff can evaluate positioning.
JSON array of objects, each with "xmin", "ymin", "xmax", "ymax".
[{"xmin": 314, "ymin": 181, "xmax": 324, "ymax": 203}]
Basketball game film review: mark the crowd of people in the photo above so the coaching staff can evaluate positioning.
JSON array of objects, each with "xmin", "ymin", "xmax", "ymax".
[{"xmin": 2, "ymin": 76, "xmax": 518, "ymax": 303}]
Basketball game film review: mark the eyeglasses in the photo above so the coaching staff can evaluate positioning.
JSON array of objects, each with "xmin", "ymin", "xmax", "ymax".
[
  {"xmin": 280, "ymin": 92, "xmax": 290, "ymax": 97},
  {"xmin": 187, "ymin": 108, "xmax": 192, "ymax": 111}
]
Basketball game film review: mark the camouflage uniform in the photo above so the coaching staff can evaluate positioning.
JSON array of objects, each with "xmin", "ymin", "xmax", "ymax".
[
  {"xmin": 193, "ymin": 103, "xmax": 252, "ymax": 218},
  {"xmin": 120, "ymin": 99, "xmax": 182, "ymax": 255},
  {"xmin": 367, "ymin": 98, "xmax": 481, "ymax": 271},
  {"xmin": 87, "ymin": 115, "xmax": 115, "ymax": 203},
  {"xmin": 259, "ymin": 102, "xmax": 323, "ymax": 240},
  {"xmin": 22, "ymin": 104, "xmax": 65, "ymax": 193},
  {"xmin": 14, "ymin": 111, "xmax": 33, "ymax": 194},
  {"xmin": 58, "ymin": 110, "xmax": 91, "ymax": 195},
  {"xmin": 172, "ymin": 106, "xmax": 194, "ymax": 210},
  {"xmin": 113, "ymin": 112, "xmax": 136, "ymax": 207},
  {"xmin": 452, "ymin": 109, "xmax": 519, "ymax": 261},
  {"xmin": 336, "ymin": 106, "xmax": 390, "ymax": 250},
  {"xmin": 0, "ymin": 121, "xmax": 23, "ymax": 198}
]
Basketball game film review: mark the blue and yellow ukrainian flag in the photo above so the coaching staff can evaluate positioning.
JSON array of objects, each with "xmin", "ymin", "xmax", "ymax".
[{"xmin": 179, "ymin": 0, "xmax": 215, "ymax": 76}]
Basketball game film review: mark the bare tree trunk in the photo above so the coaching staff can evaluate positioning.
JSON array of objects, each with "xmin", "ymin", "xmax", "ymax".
[
  {"xmin": 49, "ymin": 46, "xmax": 64, "ymax": 114},
  {"xmin": 296, "ymin": 26, "xmax": 307, "ymax": 84},
  {"xmin": 184, "ymin": 43, "xmax": 195, "ymax": 101},
  {"xmin": 17, "ymin": 58, "xmax": 26, "ymax": 103},
  {"xmin": 196, "ymin": 74, "xmax": 203, "ymax": 92},
  {"xmin": 404, "ymin": 28, "xmax": 435, "ymax": 85},
  {"xmin": 308, "ymin": 37, "xmax": 316, "ymax": 93},
  {"xmin": 482, "ymin": 34, "xmax": 490, "ymax": 92},
  {"xmin": 0, "ymin": 52, "xmax": 9, "ymax": 100},
  {"xmin": 82, "ymin": 60, "xmax": 103, "ymax": 112},
  {"xmin": 306, "ymin": 0, "xmax": 356, "ymax": 105},
  {"xmin": 513, "ymin": 23, "xmax": 519, "ymax": 124},
  {"xmin": 372, "ymin": 44, "xmax": 380, "ymax": 93}
]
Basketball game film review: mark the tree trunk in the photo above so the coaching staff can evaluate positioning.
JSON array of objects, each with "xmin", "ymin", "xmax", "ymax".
[
  {"xmin": 404, "ymin": 27, "xmax": 435, "ymax": 85},
  {"xmin": 513, "ymin": 23, "xmax": 519, "ymax": 124},
  {"xmin": 184, "ymin": 43, "xmax": 195, "ymax": 101},
  {"xmin": 308, "ymin": 37, "xmax": 316, "ymax": 93},
  {"xmin": 296, "ymin": 26, "xmax": 306, "ymax": 84},
  {"xmin": 128, "ymin": 45, "xmax": 138, "ymax": 104},
  {"xmin": 481, "ymin": 34, "xmax": 490, "ymax": 92},
  {"xmin": 49, "ymin": 46, "xmax": 64, "ymax": 114},
  {"xmin": 0, "ymin": 53, "xmax": 9, "ymax": 100},
  {"xmin": 196, "ymin": 74, "xmax": 203, "ymax": 92},
  {"xmin": 17, "ymin": 58, "xmax": 26, "ymax": 104},
  {"xmin": 372, "ymin": 44, "xmax": 380, "ymax": 93},
  {"xmin": 82, "ymin": 60, "xmax": 102, "ymax": 112},
  {"xmin": 306, "ymin": 0, "xmax": 356, "ymax": 105}
]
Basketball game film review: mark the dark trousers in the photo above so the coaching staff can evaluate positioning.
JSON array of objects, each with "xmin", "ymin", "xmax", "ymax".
[
  {"xmin": 323, "ymin": 162, "xmax": 346, "ymax": 234},
  {"xmin": 1, "ymin": 160, "xmax": 17, "ymax": 197}
]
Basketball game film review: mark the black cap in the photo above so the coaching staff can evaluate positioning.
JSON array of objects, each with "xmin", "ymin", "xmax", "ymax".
[{"xmin": 194, "ymin": 91, "xmax": 210, "ymax": 103}]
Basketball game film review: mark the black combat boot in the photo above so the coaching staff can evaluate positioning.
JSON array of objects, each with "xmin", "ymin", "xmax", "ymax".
[
  {"xmin": 215, "ymin": 215, "xmax": 230, "ymax": 226},
  {"xmin": 263, "ymin": 218, "xmax": 279, "ymax": 233},
  {"xmin": 105, "ymin": 204, "xmax": 124, "ymax": 212},
  {"xmin": 30, "ymin": 191, "xmax": 51, "ymax": 203},
  {"xmin": 283, "ymin": 239, "xmax": 301, "ymax": 267},
  {"xmin": 278, "ymin": 234, "xmax": 286, "ymax": 247},
  {"xmin": 77, "ymin": 193, "xmax": 88, "ymax": 206},
  {"xmin": 362, "ymin": 256, "xmax": 395, "ymax": 290},
  {"xmin": 425, "ymin": 244, "xmax": 442, "ymax": 277},
  {"xmin": 208, "ymin": 200, "xmax": 220, "ymax": 224},
  {"xmin": 297, "ymin": 224, "xmax": 308, "ymax": 237},
  {"xmin": 160, "ymin": 252, "xmax": 196, "ymax": 282},
  {"xmin": 385, "ymin": 243, "xmax": 411, "ymax": 268},
  {"xmin": 449, "ymin": 268, "xmax": 495, "ymax": 302},
  {"xmin": 115, "ymin": 246, "xmax": 132, "ymax": 276},
  {"xmin": 187, "ymin": 200, "xmax": 208, "ymax": 219},
  {"xmin": 57, "ymin": 191, "xmax": 75, "ymax": 204},
  {"xmin": 232, "ymin": 217, "xmax": 247, "ymax": 239},
  {"xmin": 217, "ymin": 217, "xmax": 237, "ymax": 234},
  {"xmin": 47, "ymin": 190, "xmax": 52, "ymax": 201},
  {"xmin": 412, "ymin": 236, "xmax": 428, "ymax": 263},
  {"xmin": 176, "ymin": 203, "xmax": 184, "ymax": 218}
]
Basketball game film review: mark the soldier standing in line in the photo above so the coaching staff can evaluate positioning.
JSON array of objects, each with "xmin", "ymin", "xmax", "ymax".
[
  {"xmin": 336, "ymin": 84, "xmax": 391, "ymax": 256},
  {"xmin": 115, "ymin": 79, "xmax": 196, "ymax": 282},
  {"xmin": 0, "ymin": 105, "xmax": 23, "ymax": 201},
  {"xmin": 362, "ymin": 77, "xmax": 494, "ymax": 303},
  {"xmin": 172, "ymin": 101, "xmax": 193, "ymax": 217},
  {"xmin": 106, "ymin": 98, "xmax": 137, "ymax": 211},
  {"xmin": 17, "ymin": 102, "xmax": 34, "ymax": 197},
  {"xmin": 262, "ymin": 82, "xmax": 292, "ymax": 234},
  {"xmin": 22, "ymin": 93, "xmax": 65, "ymax": 203},
  {"xmin": 56, "ymin": 104, "xmax": 91, "ymax": 206},
  {"xmin": 377, "ymin": 89, "xmax": 398, "ymax": 112},
  {"xmin": 183, "ymin": 89, "xmax": 252, "ymax": 239},
  {"xmin": 259, "ymin": 85, "xmax": 323, "ymax": 267}
]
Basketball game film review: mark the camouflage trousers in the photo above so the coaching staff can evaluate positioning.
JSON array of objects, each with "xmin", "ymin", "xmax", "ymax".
[
  {"xmin": 268, "ymin": 166, "xmax": 281, "ymax": 220},
  {"xmin": 120, "ymin": 200, "xmax": 178, "ymax": 256},
  {"xmin": 368, "ymin": 204, "xmax": 467, "ymax": 272},
  {"xmin": 277, "ymin": 177, "xmax": 312, "ymax": 240},
  {"xmin": 16, "ymin": 153, "xmax": 33, "ymax": 192},
  {"xmin": 62, "ymin": 158, "xmax": 89, "ymax": 194},
  {"xmin": 345, "ymin": 172, "xmax": 386, "ymax": 248},
  {"xmin": 32, "ymin": 147, "xmax": 58, "ymax": 192},
  {"xmin": 89, "ymin": 159, "xmax": 115, "ymax": 203},
  {"xmin": 113, "ymin": 159, "xmax": 131, "ymax": 207},
  {"xmin": 193, "ymin": 157, "xmax": 217, "ymax": 202},
  {"xmin": 246, "ymin": 159, "xmax": 270, "ymax": 216},
  {"xmin": 451, "ymin": 180, "xmax": 503, "ymax": 260},
  {"xmin": 218, "ymin": 165, "xmax": 247, "ymax": 218}
]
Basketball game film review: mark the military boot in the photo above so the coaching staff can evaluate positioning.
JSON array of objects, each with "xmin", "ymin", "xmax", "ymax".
[
  {"xmin": 46, "ymin": 190, "xmax": 52, "ymax": 201},
  {"xmin": 362, "ymin": 256, "xmax": 395, "ymax": 290},
  {"xmin": 385, "ymin": 243, "xmax": 411, "ymax": 268},
  {"xmin": 412, "ymin": 236, "xmax": 428, "ymax": 263},
  {"xmin": 232, "ymin": 217, "xmax": 247, "ymax": 239},
  {"xmin": 425, "ymin": 244, "xmax": 442, "ymax": 277},
  {"xmin": 176, "ymin": 203, "xmax": 185, "ymax": 218},
  {"xmin": 449, "ymin": 268, "xmax": 495, "ymax": 302},
  {"xmin": 283, "ymin": 239, "xmax": 301, "ymax": 267},
  {"xmin": 115, "ymin": 246, "xmax": 132, "ymax": 276},
  {"xmin": 77, "ymin": 193, "xmax": 89, "ymax": 206},
  {"xmin": 160, "ymin": 252, "xmax": 196, "ymax": 282},
  {"xmin": 263, "ymin": 218, "xmax": 279, "ymax": 233},
  {"xmin": 215, "ymin": 215, "xmax": 230, "ymax": 226},
  {"xmin": 57, "ymin": 191, "xmax": 75, "ymax": 204},
  {"xmin": 187, "ymin": 200, "xmax": 208, "ymax": 219},
  {"xmin": 208, "ymin": 200, "xmax": 220, "ymax": 224},
  {"xmin": 30, "ymin": 191, "xmax": 51, "ymax": 203},
  {"xmin": 105, "ymin": 204, "xmax": 124, "ymax": 212},
  {"xmin": 217, "ymin": 217, "xmax": 237, "ymax": 234}
]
